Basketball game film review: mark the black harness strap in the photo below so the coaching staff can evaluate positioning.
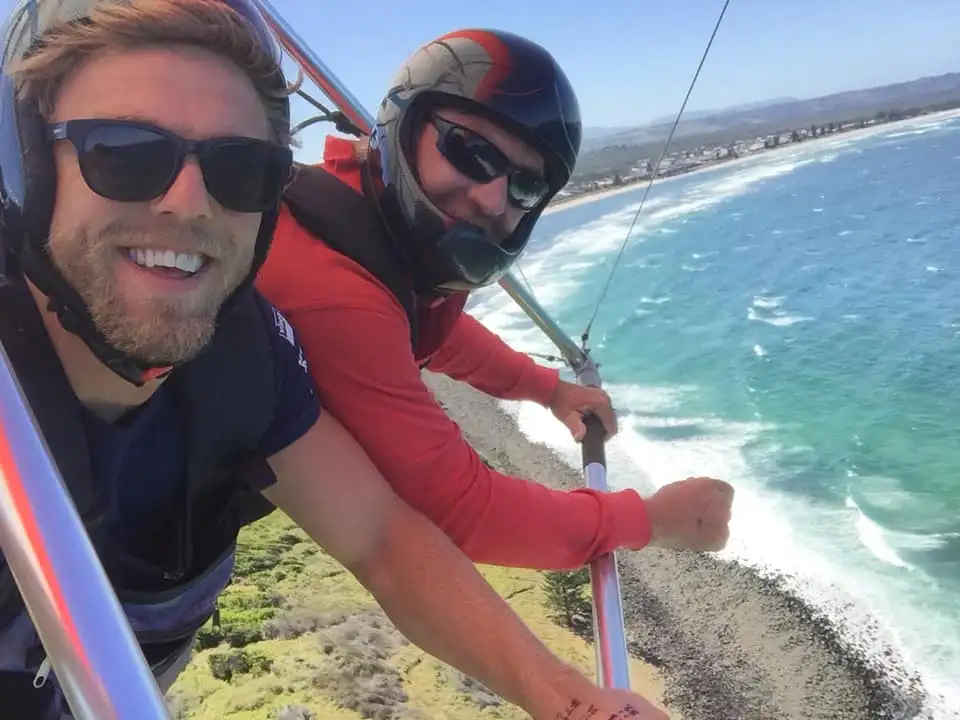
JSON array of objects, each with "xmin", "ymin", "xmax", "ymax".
[{"xmin": 283, "ymin": 165, "xmax": 419, "ymax": 348}]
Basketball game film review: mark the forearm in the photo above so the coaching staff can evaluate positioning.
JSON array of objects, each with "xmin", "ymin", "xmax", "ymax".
[
  {"xmin": 272, "ymin": 304, "xmax": 649, "ymax": 569},
  {"xmin": 429, "ymin": 313, "xmax": 559, "ymax": 405},
  {"xmin": 353, "ymin": 502, "xmax": 589, "ymax": 717}
]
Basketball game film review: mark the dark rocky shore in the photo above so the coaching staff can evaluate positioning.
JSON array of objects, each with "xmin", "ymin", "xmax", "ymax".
[{"xmin": 424, "ymin": 371, "xmax": 932, "ymax": 720}]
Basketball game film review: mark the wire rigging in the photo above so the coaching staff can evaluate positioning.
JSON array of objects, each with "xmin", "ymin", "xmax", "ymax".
[
  {"xmin": 579, "ymin": 0, "xmax": 732, "ymax": 350},
  {"xmin": 286, "ymin": 3, "xmax": 732, "ymax": 368},
  {"xmin": 291, "ymin": 88, "xmax": 365, "ymax": 138}
]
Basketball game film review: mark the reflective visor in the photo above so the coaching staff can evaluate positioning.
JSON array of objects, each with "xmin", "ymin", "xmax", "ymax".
[{"xmin": 1, "ymin": 0, "xmax": 281, "ymax": 71}]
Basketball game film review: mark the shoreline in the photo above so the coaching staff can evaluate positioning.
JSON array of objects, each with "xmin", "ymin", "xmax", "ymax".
[
  {"xmin": 545, "ymin": 107, "xmax": 960, "ymax": 215},
  {"xmin": 424, "ymin": 370, "xmax": 929, "ymax": 720}
]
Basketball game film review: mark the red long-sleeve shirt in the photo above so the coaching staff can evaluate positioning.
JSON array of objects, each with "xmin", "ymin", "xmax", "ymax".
[{"xmin": 254, "ymin": 136, "xmax": 651, "ymax": 569}]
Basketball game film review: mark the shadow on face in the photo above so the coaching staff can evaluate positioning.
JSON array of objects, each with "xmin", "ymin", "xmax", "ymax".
[
  {"xmin": 412, "ymin": 107, "xmax": 546, "ymax": 244},
  {"xmin": 46, "ymin": 44, "xmax": 271, "ymax": 365}
]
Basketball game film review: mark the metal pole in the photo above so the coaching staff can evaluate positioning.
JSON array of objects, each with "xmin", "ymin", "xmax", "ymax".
[
  {"xmin": 255, "ymin": 0, "xmax": 631, "ymax": 688},
  {"xmin": 496, "ymin": 277, "xmax": 631, "ymax": 689},
  {"xmin": 0, "ymin": 339, "xmax": 170, "ymax": 719}
]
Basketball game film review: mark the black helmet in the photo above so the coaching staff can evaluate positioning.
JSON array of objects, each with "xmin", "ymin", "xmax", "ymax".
[
  {"xmin": 368, "ymin": 29, "xmax": 582, "ymax": 295},
  {"xmin": 0, "ymin": 0, "xmax": 290, "ymax": 386}
]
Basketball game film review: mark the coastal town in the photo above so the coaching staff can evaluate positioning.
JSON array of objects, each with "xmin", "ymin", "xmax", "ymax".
[{"xmin": 553, "ymin": 99, "xmax": 960, "ymax": 205}]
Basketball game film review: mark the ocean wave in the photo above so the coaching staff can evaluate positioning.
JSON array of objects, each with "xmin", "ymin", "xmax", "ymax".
[
  {"xmin": 468, "ymin": 115, "xmax": 960, "ymax": 715},
  {"xmin": 752, "ymin": 295, "xmax": 784, "ymax": 309},
  {"xmin": 500, "ymin": 388, "xmax": 949, "ymax": 712},
  {"xmin": 747, "ymin": 306, "xmax": 813, "ymax": 326},
  {"xmin": 845, "ymin": 494, "xmax": 914, "ymax": 570}
]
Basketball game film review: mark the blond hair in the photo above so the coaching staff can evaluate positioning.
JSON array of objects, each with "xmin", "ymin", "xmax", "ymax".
[{"xmin": 9, "ymin": 0, "xmax": 300, "ymax": 145}]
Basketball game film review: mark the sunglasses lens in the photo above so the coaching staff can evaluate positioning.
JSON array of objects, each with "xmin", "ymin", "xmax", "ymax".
[
  {"xmin": 508, "ymin": 169, "xmax": 550, "ymax": 210},
  {"xmin": 79, "ymin": 123, "xmax": 179, "ymax": 202},
  {"xmin": 435, "ymin": 118, "xmax": 550, "ymax": 211},
  {"xmin": 438, "ymin": 125, "xmax": 507, "ymax": 184},
  {"xmin": 201, "ymin": 140, "xmax": 291, "ymax": 213}
]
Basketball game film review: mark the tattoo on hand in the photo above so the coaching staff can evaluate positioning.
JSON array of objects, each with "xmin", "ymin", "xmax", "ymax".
[
  {"xmin": 557, "ymin": 699, "xmax": 598, "ymax": 719},
  {"xmin": 557, "ymin": 700, "xmax": 641, "ymax": 720}
]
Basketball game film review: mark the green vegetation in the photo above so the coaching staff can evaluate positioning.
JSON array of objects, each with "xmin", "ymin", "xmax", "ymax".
[
  {"xmin": 165, "ymin": 508, "xmax": 667, "ymax": 719},
  {"xmin": 542, "ymin": 568, "xmax": 592, "ymax": 633}
]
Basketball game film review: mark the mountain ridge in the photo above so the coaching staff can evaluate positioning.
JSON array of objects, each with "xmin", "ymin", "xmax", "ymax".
[{"xmin": 580, "ymin": 72, "xmax": 960, "ymax": 154}]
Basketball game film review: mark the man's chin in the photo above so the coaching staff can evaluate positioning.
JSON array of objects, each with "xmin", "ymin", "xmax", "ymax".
[{"xmin": 98, "ymin": 313, "xmax": 218, "ymax": 368}]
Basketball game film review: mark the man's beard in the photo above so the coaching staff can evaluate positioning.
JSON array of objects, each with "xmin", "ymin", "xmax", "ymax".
[{"xmin": 47, "ymin": 218, "xmax": 254, "ymax": 366}]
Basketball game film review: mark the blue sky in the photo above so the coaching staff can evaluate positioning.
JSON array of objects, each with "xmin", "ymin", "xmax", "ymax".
[
  {"xmin": 270, "ymin": 0, "xmax": 958, "ymax": 162},
  {"xmin": 2, "ymin": 0, "xmax": 956, "ymax": 163}
]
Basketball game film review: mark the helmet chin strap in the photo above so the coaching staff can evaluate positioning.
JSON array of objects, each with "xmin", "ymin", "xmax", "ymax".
[
  {"xmin": 17, "ymin": 240, "xmax": 171, "ymax": 388},
  {"xmin": 20, "ymin": 198, "xmax": 279, "ymax": 389},
  {"xmin": 42, "ymin": 292, "xmax": 172, "ymax": 388}
]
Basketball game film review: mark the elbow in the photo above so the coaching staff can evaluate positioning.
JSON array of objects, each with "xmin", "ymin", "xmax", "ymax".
[
  {"xmin": 351, "ymin": 554, "xmax": 393, "ymax": 600},
  {"xmin": 344, "ymin": 503, "xmax": 407, "ymax": 596},
  {"xmin": 348, "ymin": 543, "xmax": 394, "ymax": 601}
]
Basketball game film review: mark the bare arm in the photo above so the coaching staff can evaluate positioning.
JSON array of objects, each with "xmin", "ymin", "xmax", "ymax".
[
  {"xmin": 274, "ymin": 301, "xmax": 650, "ymax": 568},
  {"xmin": 261, "ymin": 411, "xmax": 597, "ymax": 717}
]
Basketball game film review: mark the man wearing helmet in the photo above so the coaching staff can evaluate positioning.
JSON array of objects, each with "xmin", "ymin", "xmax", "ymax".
[
  {"xmin": 257, "ymin": 30, "xmax": 735, "ymax": 570},
  {"xmin": 0, "ymin": 3, "xmax": 669, "ymax": 718}
]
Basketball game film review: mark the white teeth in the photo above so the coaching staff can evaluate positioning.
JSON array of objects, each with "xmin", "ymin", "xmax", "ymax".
[
  {"xmin": 173, "ymin": 252, "xmax": 202, "ymax": 273},
  {"xmin": 127, "ymin": 248, "xmax": 204, "ymax": 274}
]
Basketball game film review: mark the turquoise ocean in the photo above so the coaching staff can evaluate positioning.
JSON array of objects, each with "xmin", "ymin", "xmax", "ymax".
[{"xmin": 468, "ymin": 110, "xmax": 960, "ymax": 718}]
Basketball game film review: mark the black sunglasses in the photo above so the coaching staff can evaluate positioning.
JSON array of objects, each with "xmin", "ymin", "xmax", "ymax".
[
  {"xmin": 428, "ymin": 114, "xmax": 550, "ymax": 211},
  {"xmin": 48, "ymin": 118, "xmax": 293, "ymax": 214}
]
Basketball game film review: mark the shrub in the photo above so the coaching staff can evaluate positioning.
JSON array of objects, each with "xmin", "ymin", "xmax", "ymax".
[
  {"xmin": 208, "ymin": 648, "xmax": 272, "ymax": 683},
  {"xmin": 542, "ymin": 568, "xmax": 593, "ymax": 630}
]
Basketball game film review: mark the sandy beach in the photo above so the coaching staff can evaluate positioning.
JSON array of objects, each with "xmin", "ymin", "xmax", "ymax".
[
  {"xmin": 424, "ymin": 370, "xmax": 928, "ymax": 720},
  {"xmin": 545, "ymin": 107, "xmax": 960, "ymax": 216}
]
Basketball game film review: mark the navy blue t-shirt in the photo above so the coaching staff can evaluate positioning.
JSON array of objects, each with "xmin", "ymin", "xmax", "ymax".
[{"xmin": 80, "ymin": 295, "xmax": 320, "ymax": 564}]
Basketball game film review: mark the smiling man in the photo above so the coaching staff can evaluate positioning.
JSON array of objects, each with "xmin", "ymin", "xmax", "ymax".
[
  {"xmin": 0, "ymin": 3, "xmax": 669, "ymax": 719},
  {"xmin": 256, "ymin": 29, "xmax": 735, "ymax": 571}
]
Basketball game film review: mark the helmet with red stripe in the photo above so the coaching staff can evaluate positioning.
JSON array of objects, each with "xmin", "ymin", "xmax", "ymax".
[{"xmin": 369, "ymin": 29, "xmax": 582, "ymax": 295}]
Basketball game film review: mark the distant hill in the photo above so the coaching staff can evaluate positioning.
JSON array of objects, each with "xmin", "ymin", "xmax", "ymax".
[
  {"xmin": 581, "ymin": 125, "xmax": 636, "ymax": 144},
  {"xmin": 573, "ymin": 72, "xmax": 960, "ymax": 178},
  {"xmin": 642, "ymin": 97, "xmax": 800, "ymax": 131}
]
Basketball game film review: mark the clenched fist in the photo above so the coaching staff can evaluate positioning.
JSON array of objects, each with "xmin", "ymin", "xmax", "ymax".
[{"xmin": 644, "ymin": 476, "xmax": 734, "ymax": 551}]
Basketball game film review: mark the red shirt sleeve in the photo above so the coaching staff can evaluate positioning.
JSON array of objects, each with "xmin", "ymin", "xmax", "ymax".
[
  {"xmin": 256, "ymin": 194, "xmax": 652, "ymax": 569},
  {"xmin": 277, "ymin": 292, "xmax": 651, "ymax": 569},
  {"xmin": 428, "ymin": 311, "xmax": 560, "ymax": 406}
]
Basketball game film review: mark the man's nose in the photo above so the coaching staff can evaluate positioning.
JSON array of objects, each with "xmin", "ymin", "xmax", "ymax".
[
  {"xmin": 465, "ymin": 174, "xmax": 508, "ymax": 217},
  {"xmin": 151, "ymin": 156, "xmax": 213, "ymax": 219}
]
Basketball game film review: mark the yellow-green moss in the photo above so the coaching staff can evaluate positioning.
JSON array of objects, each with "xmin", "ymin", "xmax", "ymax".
[{"xmin": 167, "ymin": 510, "xmax": 672, "ymax": 720}]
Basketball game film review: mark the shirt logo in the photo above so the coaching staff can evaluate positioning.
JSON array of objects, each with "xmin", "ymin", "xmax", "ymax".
[{"xmin": 272, "ymin": 307, "xmax": 296, "ymax": 347}]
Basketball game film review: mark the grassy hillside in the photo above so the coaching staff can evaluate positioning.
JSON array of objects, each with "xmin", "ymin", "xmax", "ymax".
[{"xmin": 165, "ymin": 510, "xmax": 669, "ymax": 720}]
